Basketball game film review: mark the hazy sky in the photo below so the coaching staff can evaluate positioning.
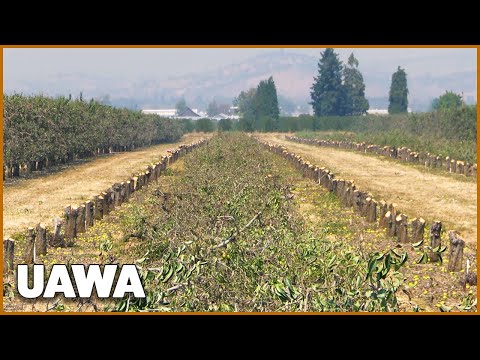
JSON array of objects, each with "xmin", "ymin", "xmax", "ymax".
[{"xmin": 4, "ymin": 47, "xmax": 477, "ymax": 83}]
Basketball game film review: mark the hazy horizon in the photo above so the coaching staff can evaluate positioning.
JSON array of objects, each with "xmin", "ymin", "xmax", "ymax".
[{"xmin": 3, "ymin": 47, "xmax": 477, "ymax": 111}]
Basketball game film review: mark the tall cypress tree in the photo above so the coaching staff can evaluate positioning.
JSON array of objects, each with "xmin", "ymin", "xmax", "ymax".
[
  {"xmin": 253, "ymin": 76, "xmax": 280, "ymax": 130},
  {"xmin": 310, "ymin": 48, "xmax": 345, "ymax": 116},
  {"xmin": 388, "ymin": 66, "xmax": 409, "ymax": 114},
  {"xmin": 343, "ymin": 53, "xmax": 369, "ymax": 115}
]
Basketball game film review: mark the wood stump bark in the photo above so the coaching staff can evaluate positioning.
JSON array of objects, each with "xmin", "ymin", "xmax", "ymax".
[
  {"xmin": 94, "ymin": 195, "xmax": 104, "ymax": 220},
  {"xmin": 429, "ymin": 221, "xmax": 442, "ymax": 262},
  {"xmin": 35, "ymin": 223, "xmax": 47, "ymax": 257},
  {"xmin": 50, "ymin": 217, "xmax": 64, "ymax": 247},
  {"xmin": 64, "ymin": 205, "xmax": 78, "ymax": 245},
  {"xmin": 366, "ymin": 198, "xmax": 377, "ymax": 223},
  {"xmin": 85, "ymin": 201, "xmax": 94, "ymax": 228},
  {"xmin": 76, "ymin": 204, "xmax": 86, "ymax": 233},
  {"xmin": 447, "ymin": 231, "xmax": 465, "ymax": 272},
  {"xmin": 3, "ymin": 239, "xmax": 15, "ymax": 275},
  {"xmin": 24, "ymin": 227, "xmax": 35, "ymax": 264},
  {"xmin": 378, "ymin": 201, "xmax": 388, "ymax": 228},
  {"xmin": 396, "ymin": 214, "xmax": 408, "ymax": 243},
  {"xmin": 410, "ymin": 218, "xmax": 425, "ymax": 243},
  {"xmin": 385, "ymin": 211, "xmax": 395, "ymax": 237}
]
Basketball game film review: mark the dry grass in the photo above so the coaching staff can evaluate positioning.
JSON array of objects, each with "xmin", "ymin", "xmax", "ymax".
[
  {"xmin": 2, "ymin": 133, "xmax": 210, "ymax": 239},
  {"xmin": 256, "ymin": 133, "xmax": 477, "ymax": 246}
]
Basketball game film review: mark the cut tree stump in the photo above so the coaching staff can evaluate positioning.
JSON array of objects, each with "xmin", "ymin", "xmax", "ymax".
[
  {"xmin": 3, "ymin": 238, "xmax": 15, "ymax": 275},
  {"xmin": 410, "ymin": 218, "xmax": 426, "ymax": 243},
  {"xmin": 101, "ymin": 192, "xmax": 110, "ymax": 215},
  {"xmin": 24, "ymin": 227, "xmax": 35, "ymax": 264},
  {"xmin": 385, "ymin": 211, "xmax": 395, "ymax": 237},
  {"xmin": 85, "ymin": 201, "xmax": 94, "ymax": 228},
  {"xmin": 35, "ymin": 223, "xmax": 47, "ymax": 257},
  {"xmin": 429, "ymin": 221, "xmax": 442, "ymax": 262},
  {"xmin": 50, "ymin": 217, "xmax": 64, "ymax": 247},
  {"xmin": 450, "ymin": 159, "xmax": 456, "ymax": 173},
  {"xmin": 94, "ymin": 195, "xmax": 104, "ymax": 220},
  {"xmin": 447, "ymin": 231, "xmax": 465, "ymax": 272},
  {"xmin": 366, "ymin": 198, "xmax": 377, "ymax": 223},
  {"xmin": 378, "ymin": 201, "xmax": 388, "ymax": 228},
  {"xmin": 353, "ymin": 190, "xmax": 362, "ymax": 214},
  {"xmin": 396, "ymin": 214, "xmax": 408, "ymax": 243},
  {"xmin": 76, "ymin": 204, "xmax": 86, "ymax": 233},
  {"xmin": 106, "ymin": 189, "xmax": 115, "ymax": 211},
  {"xmin": 64, "ymin": 205, "xmax": 78, "ymax": 245},
  {"xmin": 387, "ymin": 204, "xmax": 398, "ymax": 236}
]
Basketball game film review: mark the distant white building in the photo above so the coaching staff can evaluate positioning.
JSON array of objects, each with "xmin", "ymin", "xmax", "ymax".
[
  {"xmin": 367, "ymin": 108, "xmax": 389, "ymax": 115},
  {"xmin": 142, "ymin": 109, "xmax": 177, "ymax": 117},
  {"xmin": 367, "ymin": 108, "xmax": 412, "ymax": 115}
]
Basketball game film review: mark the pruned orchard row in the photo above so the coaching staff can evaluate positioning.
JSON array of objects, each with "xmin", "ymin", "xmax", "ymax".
[
  {"xmin": 286, "ymin": 136, "xmax": 477, "ymax": 178},
  {"xmin": 258, "ymin": 139, "xmax": 476, "ymax": 287},
  {"xmin": 2, "ymin": 139, "xmax": 208, "ymax": 276}
]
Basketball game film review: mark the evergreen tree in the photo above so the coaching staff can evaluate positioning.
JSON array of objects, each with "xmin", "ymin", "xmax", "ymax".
[
  {"xmin": 388, "ymin": 66, "xmax": 409, "ymax": 114},
  {"xmin": 310, "ymin": 48, "xmax": 345, "ymax": 116},
  {"xmin": 343, "ymin": 53, "xmax": 369, "ymax": 115},
  {"xmin": 254, "ymin": 76, "xmax": 280, "ymax": 130}
]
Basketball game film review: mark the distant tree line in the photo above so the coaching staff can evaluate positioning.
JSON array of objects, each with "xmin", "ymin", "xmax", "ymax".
[
  {"xmin": 3, "ymin": 94, "xmax": 187, "ymax": 178},
  {"xmin": 276, "ymin": 105, "xmax": 476, "ymax": 142}
]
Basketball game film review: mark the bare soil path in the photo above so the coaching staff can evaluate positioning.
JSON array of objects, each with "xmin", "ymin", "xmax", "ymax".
[
  {"xmin": 257, "ymin": 133, "xmax": 477, "ymax": 246},
  {"xmin": 3, "ymin": 133, "xmax": 209, "ymax": 238}
]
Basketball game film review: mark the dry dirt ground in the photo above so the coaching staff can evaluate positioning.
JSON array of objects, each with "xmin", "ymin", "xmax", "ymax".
[
  {"xmin": 3, "ymin": 133, "xmax": 209, "ymax": 239},
  {"xmin": 256, "ymin": 133, "xmax": 477, "ymax": 248}
]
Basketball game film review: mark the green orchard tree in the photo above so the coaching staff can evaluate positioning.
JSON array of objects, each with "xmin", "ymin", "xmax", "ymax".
[
  {"xmin": 432, "ymin": 91, "xmax": 464, "ymax": 110},
  {"xmin": 388, "ymin": 66, "xmax": 409, "ymax": 114}
]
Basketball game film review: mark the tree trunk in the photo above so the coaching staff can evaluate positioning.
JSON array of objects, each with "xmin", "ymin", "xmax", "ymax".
[
  {"xmin": 447, "ymin": 231, "xmax": 465, "ymax": 272},
  {"xmin": 385, "ymin": 211, "xmax": 395, "ymax": 237},
  {"xmin": 24, "ymin": 227, "xmax": 35, "ymax": 264},
  {"xmin": 396, "ymin": 214, "xmax": 408, "ymax": 243},
  {"xmin": 76, "ymin": 204, "xmax": 86, "ymax": 233},
  {"xmin": 387, "ymin": 203, "xmax": 398, "ymax": 236},
  {"xmin": 450, "ymin": 159, "xmax": 456, "ymax": 173},
  {"xmin": 366, "ymin": 198, "xmax": 377, "ymax": 223},
  {"xmin": 13, "ymin": 164, "xmax": 20, "ymax": 177},
  {"xmin": 410, "ymin": 218, "xmax": 425, "ymax": 243},
  {"xmin": 94, "ymin": 195, "xmax": 104, "ymax": 220},
  {"xmin": 378, "ymin": 201, "xmax": 388, "ymax": 228},
  {"xmin": 101, "ymin": 192, "xmax": 110, "ymax": 215},
  {"xmin": 50, "ymin": 217, "xmax": 64, "ymax": 247},
  {"xmin": 85, "ymin": 201, "xmax": 94, "ymax": 228},
  {"xmin": 64, "ymin": 205, "xmax": 78, "ymax": 245},
  {"xmin": 35, "ymin": 223, "xmax": 47, "ymax": 257},
  {"xmin": 3, "ymin": 238, "xmax": 15, "ymax": 275},
  {"xmin": 429, "ymin": 221, "xmax": 442, "ymax": 262}
]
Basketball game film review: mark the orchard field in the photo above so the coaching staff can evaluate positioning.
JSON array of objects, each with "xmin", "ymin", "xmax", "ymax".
[{"xmin": 3, "ymin": 132, "xmax": 476, "ymax": 312}]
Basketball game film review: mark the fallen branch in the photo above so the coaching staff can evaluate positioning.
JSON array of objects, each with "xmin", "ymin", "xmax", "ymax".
[{"xmin": 213, "ymin": 211, "xmax": 262, "ymax": 249}]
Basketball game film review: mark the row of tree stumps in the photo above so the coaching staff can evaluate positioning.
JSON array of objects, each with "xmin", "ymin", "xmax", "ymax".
[
  {"xmin": 260, "ymin": 140, "xmax": 468, "ymax": 274},
  {"xmin": 2, "ymin": 140, "xmax": 208, "ymax": 276},
  {"xmin": 286, "ymin": 136, "xmax": 477, "ymax": 178}
]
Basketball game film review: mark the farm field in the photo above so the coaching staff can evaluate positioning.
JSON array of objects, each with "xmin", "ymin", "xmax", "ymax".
[
  {"xmin": 2, "ymin": 132, "xmax": 210, "ymax": 240},
  {"xmin": 257, "ymin": 133, "xmax": 477, "ymax": 247},
  {"xmin": 3, "ymin": 133, "xmax": 476, "ymax": 312}
]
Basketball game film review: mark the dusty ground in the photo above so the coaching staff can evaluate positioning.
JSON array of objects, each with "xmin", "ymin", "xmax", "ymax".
[
  {"xmin": 256, "ymin": 133, "xmax": 477, "ymax": 246},
  {"xmin": 2, "ymin": 133, "xmax": 209, "ymax": 239}
]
